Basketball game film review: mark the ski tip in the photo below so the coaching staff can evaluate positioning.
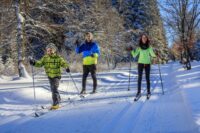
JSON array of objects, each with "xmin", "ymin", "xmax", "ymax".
[
  {"xmin": 34, "ymin": 112, "xmax": 40, "ymax": 117},
  {"xmin": 134, "ymin": 95, "xmax": 141, "ymax": 102},
  {"xmin": 146, "ymin": 94, "xmax": 151, "ymax": 100},
  {"xmin": 134, "ymin": 98, "xmax": 138, "ymax": 102},
  {"xmin": 80, "ymin": 95, "xmax": 85, "ymax": 98}
]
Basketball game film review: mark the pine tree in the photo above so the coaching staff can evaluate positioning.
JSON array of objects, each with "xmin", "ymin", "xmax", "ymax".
[
  {"xmin": 117, "ymin": 0, "xmax": 147, "ymax": 30},
  {"xmin": 113, "ymin": 0, "xmax": 168, "ymax": 63},
  {"xmin": 0, "ymin": 0, "xmax": 170, "ymax": 73},
  {"xmin": 143, "ymin": 0, "xmax": 168, "ymax": 62}
]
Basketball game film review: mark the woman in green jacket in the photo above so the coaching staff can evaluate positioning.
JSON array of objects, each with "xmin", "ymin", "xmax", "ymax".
[
  {"xmin": 29, "ymin": 43, "xmax": 70, "ymax": 110},
  {"xmin": 131, "ymin": 34, "xmax": 156, "ymax": 97}
]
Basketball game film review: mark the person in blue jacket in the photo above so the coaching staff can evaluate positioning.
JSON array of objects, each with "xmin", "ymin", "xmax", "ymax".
[{"xmin": 75, "ymin": 32, "xmax": 100, "ymax": 94}]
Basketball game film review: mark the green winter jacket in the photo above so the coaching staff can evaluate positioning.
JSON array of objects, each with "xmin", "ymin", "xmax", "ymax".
[
  {"xmin": 131, "ymin": 47, "xmax": 156, "ymax": 64},
  {"xmin": 34, "ymin": 54, "xmax": 69, "ymax": 78}
]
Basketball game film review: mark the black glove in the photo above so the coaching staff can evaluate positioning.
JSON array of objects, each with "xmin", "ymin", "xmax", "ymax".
[
  {"xmin": 66, "ymin": 68, "xmax": 70, "ymax": 73},
  {"xmin": 90, "ymin": 54, "xmax": 94, "ymax": 57},
  {"xmin": 155, "ymin": 51, "xmax": 160, "ymax": 58},
  {"xmin": 29, "ymin": 58, "xmax": 35, "ymax": 66},
  {"xmin": 75, "ymin": 39, "xmax": 80, "ymax": 47},
  {"xmin": 57, "ymin": 76, "xmax": 61, "ymax": 80},
  {"xmin": 126, "ymin": 46, "xmax": 133, "ymax": 51}
]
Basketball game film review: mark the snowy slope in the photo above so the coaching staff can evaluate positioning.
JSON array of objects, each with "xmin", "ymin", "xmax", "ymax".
[{"xmin": 0, "ymin": 62, "xmax": 200, "ymax": 133}]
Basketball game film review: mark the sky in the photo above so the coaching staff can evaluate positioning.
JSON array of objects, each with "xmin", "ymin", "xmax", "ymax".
[{"xmin": 157, "ymin": 0, "xmax": 174, "ymax": 47}]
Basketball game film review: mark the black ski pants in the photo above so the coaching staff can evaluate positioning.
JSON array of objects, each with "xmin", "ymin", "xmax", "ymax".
[
  {"xmin": 48, "ymin": 77, "xmax": 61, "ymax": 106},
  {"xmin": 82, "ymin": 64, "xmax": 97, "ymax": 91},
  {"xmin": 137, "ymin": 63, "xmax": 151, "ymax": 93}
]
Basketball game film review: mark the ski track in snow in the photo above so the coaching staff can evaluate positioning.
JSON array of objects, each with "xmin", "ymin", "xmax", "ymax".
[{"xmin": 0, "ymin": 62, "xmax": 200, "ymax": 133}]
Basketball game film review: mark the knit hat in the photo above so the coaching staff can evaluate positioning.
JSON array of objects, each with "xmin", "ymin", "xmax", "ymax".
[{"xmin": 46, "ymin": 43, "xmax": 57, "ymax": 52}]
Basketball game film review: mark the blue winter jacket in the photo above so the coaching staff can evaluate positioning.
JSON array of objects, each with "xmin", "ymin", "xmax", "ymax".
[{"xmin": 76, "ymin": 41, "xmax": 100, "ymax": 65}]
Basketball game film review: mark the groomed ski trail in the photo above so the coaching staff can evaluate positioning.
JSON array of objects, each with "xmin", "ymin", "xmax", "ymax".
[
  {"xmin": 0, "ymin": 63, "xmax": 200, "ymax": 133},
  {"xmin": 75, "ymin": 64, "xmax": 198, "ymax": 133}
]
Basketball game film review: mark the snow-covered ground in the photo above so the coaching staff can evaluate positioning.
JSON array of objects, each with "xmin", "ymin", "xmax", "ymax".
[{"xmin": 0, "ymin": 61, "xmax": 200, "ymax": 133}]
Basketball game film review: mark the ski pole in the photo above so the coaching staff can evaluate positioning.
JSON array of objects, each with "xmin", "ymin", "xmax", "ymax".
[
  {"xmin": 157, "ymin": 58, "xmax": 164, "ymax": 95},
  {"xmin": 68, "ymin": 72, "xmax": 80, "ymax": 93},
  {"xmin": 64, "ymin": 72, "xmax": 71, "ymax": 101},
  {"xmin": 128, "ymin": 56, "xmax": 132, "ymax": 91},
  {"xmin": 31, "ymin": 62, "xmax": 39, "ymax": 117}
]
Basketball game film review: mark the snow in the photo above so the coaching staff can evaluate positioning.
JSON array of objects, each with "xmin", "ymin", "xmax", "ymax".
[
  {"xmin": 19, "ymin": 13, "xmax": 25, "ymax": 23},
  {"xmin": 0, "ymin": 64, "xmax": 32, "ymax": 83},
  {"xmin": 0, "ymin": 62, "xmax": 200, "ymax": 133}
]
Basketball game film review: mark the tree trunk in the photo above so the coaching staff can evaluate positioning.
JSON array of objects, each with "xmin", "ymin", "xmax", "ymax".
[
  {"xmin": 185, "ymin": 45, "xmax": 191, "ymax": 70},
  {"xmin": 15, "ymin": 0, "xmax": 25, "ymax": 77}
]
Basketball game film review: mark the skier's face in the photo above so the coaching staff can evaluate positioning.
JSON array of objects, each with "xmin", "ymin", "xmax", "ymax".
[
  {"xmin": 141, "ymin": 35, "xmax": 148, "ymax": 44},
  {"xmin": 85, "ymin": 33, "xmax": 93, "ymax": 42},
  {"xmin": 46, "ymin": 48, "xmax": 55, "ymax": 55}
]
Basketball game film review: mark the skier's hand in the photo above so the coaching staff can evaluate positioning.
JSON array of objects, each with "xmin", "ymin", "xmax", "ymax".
[
  {"xmin": 156, "ymin": 53, "xmax": 160, "ymax": 58},
  {"xmin": 155, "ymin": 51, "xmax": 160, "ymax": 58},
  {"xmin": 126, "ymin": 46, "xmax": 133, "ymax": 51},
  {"xmin": 126, "ymin": 46, "xmax": 136, "ymax": 52},
  {"xmin": 29, "ymin": 57, "xmax": 35, "ymax": 66},
  {"xmin": 74, "ymin": 39, "xmax": 80, "ymax": 47},
  {"xmin": 152, "ymin": 58, "xmax": 157, "ymax": 64},
  {"xmin": 66, "ymin": 68, "xmax": 70, "ymax": 73},
  {"xmin": 90, "ymin": 54, "xmax": 94, "ymax": 57}
]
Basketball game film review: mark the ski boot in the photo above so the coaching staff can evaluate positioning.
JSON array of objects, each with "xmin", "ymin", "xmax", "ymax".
[
  {"xmin": 90, "ymin": 89, "xmax": 96, "ymax": 94},
  {"xmin": 50, "ymin": 104, "xmax": 60, "ymax": 110},
  {"xmin": 80, "ymin": 89, "xmax": 86, "ymax": 94},
  {"xmin": 135, "ymin": 92, "xmax": 141, "ymax": 97}
]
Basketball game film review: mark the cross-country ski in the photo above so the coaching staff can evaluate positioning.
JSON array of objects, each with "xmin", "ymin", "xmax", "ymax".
[
  {"xmin": 146, "ymin": 93, "xmax": 151, "ymax": 100},
  {"xmin": 134, "ymin": 94, "xmax": 141, "ymax": 102}
]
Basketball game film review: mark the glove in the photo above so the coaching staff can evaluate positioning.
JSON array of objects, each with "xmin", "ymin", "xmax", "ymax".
[
  {"xmin": 29, "ymin": 58, "xmax": 35, "ymax": 66},
  {"xmin": 74, "ymin": 39, "xmax": 80, "ymax": 47},
  {"xmin": 126, "ymin": 46, "xmax": 134, "ymax": 51},
  {"xmin": 66, "ymin": 68, "xmax": 70, "ymax": 73},
  {"xmin": 156, "ymin": 52, "xmax": 160, "ymax": 58},
  {"xmin": 57, "ymin": 76, "xmax": 61, "ymax": 80},
  {"xmin": 90, "ymin": 54, "xmax": 94, "ymax": 57},
  {"xmin": 152, "ymin": 58, "xmax": 157, "ymax": 64}
]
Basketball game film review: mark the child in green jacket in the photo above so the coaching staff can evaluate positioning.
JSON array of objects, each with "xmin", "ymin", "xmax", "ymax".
[{"xmin": 30, "ymin": 43, "xmax": 70, "ymax": 110}]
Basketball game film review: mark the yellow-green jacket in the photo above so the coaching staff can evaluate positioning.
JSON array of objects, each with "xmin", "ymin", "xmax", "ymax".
[
  {"xmin": 131, "ymin": 47, "xmax": 156, "ymax": 64},
  {"xmin": 34, "ymin": 54, "xmax": 69, "ymax": 78}
]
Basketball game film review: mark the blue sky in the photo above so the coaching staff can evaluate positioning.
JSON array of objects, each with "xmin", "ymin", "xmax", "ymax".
[{"xmin": 157, "ymin": 0, "xmax": 174, "ymax": 47}]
